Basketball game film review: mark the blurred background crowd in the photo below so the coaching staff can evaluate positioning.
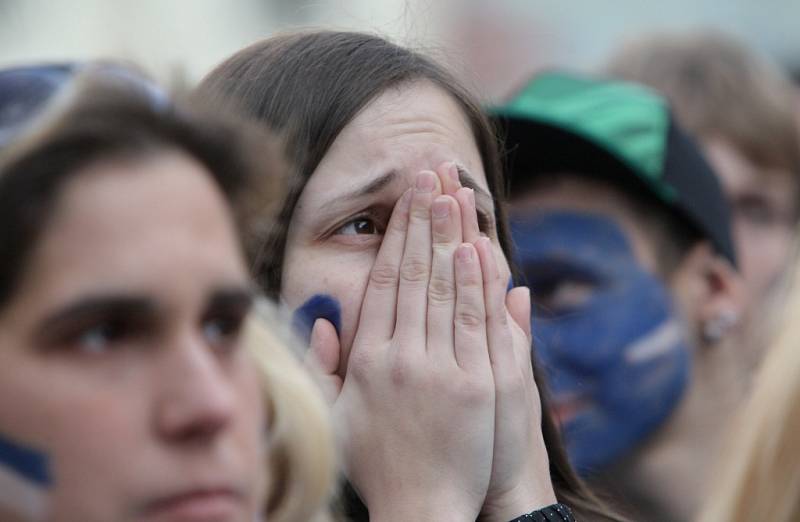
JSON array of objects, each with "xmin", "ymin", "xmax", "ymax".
[
  {"xmin": 1, "ymin": 2, "xmax": 799, "ymax": 522},
  {"xmin": 2, "ymin": 0, "xmax": 799, "ymax": 99}
]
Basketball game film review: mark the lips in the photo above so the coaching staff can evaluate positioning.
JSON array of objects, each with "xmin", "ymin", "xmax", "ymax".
[{"xmin": 142, "ymin": 486, "xmax": 245, "ymax": 522}]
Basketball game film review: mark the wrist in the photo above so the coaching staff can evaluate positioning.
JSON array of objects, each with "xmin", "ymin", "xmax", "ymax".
[
  {"xmin": 370, "ymin": 494, "xmax": 479, "ymax": 522},
  {"xmin": 506, "ymin": 503, "xmax": 576, "ymax": 522},
  {"xmin": 481, "ymin": 481, "xmax": 558, "ymax": 522}
]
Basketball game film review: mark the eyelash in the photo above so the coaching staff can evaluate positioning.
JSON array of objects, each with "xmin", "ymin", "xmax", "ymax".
[
  {"xmin": 331, "ymin": 209, "xmax": 388, "ymax": 238},
  {"xmin": 331, "ymin": 208, "xmax": 494, "ymax": 238}
]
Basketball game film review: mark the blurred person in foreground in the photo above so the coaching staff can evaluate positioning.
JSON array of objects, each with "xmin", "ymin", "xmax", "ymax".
[
  {"xmin": 698, "ymin": 246, "xmax": 800, "ymax": 522},
  {"xmin": 492, "ymin": 71, "xmax": 745, "ymax": 521},
  {"xmin": 0, "ymin": 72, "xmax": 334, "ymax": 521},
  {"xmin": 607, "ymin": 31, "xmax": 800, "ymax": 372}
]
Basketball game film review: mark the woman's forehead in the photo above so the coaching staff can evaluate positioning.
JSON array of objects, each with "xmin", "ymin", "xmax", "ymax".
[{"xmin": 300, "ymin": 81, "xmax": 489, "ymax": 203}]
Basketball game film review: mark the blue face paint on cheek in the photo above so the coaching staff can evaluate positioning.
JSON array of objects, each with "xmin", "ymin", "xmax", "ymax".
[
  {"xmin": 511, "ymin": 211, "xmax": 691, "ymax": 475},
  {"xmin": 0, "ymin": 432, "xmax": 51, "ymax": 519},
  {"xmin": 291, "ymin": 294, "xmax": 342, "ymax": 345}
]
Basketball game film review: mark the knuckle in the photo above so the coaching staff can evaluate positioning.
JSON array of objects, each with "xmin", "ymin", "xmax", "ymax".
[
  {"xmin": 369, "ymin": 263, "xmax": 399, "ymax": 289},
  {"xmin": 457, "ymin": 268, "xmax": 482, "ymax": 287},
  {"xmin": 389, "ymin": 356, "xmax": 413, "ymax": 388},
  {"xmin": 455, "ymin": 305, "xmax": 485, "ymax": 329},
  {"xmin": 427, "ymin": 273, "xmax": 455, "ymax": 304},
  {"xmin": 409, "ymin": 202, "xmax": 431, "ymax": 222},
  {"xmin": 400, "ymin": 257, "xmax": 430, "ymax": 284},
  {"xmin": 348, "ymin": 349, "xmax": 375, "ymax": 384},
  {"xmin": 459, "ymin": 376, "xmax": 493, "ymax": 406}
]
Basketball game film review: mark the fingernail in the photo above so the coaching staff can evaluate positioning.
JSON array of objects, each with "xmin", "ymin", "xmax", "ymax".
[
  {"xmin": 467, "ymin": 188, "xmax": 475, "ymax": 208},
  {"xmin": 432, "ymin": 196, "xmax": 450, "ymax": 218},
  {"xmin": 416, "ymin": 171, "xmax": 436, "ymax": 192},
  {"xmin": 456, "ymin": 243, "xmax": 474, "ymax": 262},
  {"xmin": 448, "ymin": 162, "xmax": 460, "ymax": 184}
]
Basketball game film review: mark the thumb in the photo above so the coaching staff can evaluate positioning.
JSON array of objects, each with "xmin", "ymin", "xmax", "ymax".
[
  {"xmin": 506, "ymin": 286, "xmax": 532, "ymax": 340},
  {"xmin": 303, "ymin": 318, "xmax": 343, "ymax": 403}
]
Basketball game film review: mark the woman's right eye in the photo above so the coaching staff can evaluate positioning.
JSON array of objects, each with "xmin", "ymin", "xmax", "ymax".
[{"xmin": 335, "ymin": 218, "xmax": 381, "ymax": 236}]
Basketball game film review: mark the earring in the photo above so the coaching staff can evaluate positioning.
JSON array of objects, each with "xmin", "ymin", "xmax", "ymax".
[{"xmin": 702, "ymin": 309, "xmax": 739, "ymax": 344}]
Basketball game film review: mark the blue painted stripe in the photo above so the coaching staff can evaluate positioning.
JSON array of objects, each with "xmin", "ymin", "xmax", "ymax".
[{"xmin": 0, "ymin": 433, "xmax": 51, "ymax": 486}]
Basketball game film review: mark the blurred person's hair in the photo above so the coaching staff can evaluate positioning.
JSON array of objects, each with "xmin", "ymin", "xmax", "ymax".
[
  {"xmin": 697, "ymin": 247, "xmax": 800, "ymax": 522},
  {"xmin": 607, "ymin": 30, "xmax": 800, "ymax": 183},
  {"xmin": 246, "ymin": 303, "xmax": 337, "ymax": 522},
  {"xmin": 0, "ymin": 68, "xmax": 283, "ymax": 311},
  {"xmin": 198, "ymin": 29, "xmax": 622, "ymax": 521},
  {"xmin": 0, "ymin": 71, "xmax": 337, "ymax": 521}
]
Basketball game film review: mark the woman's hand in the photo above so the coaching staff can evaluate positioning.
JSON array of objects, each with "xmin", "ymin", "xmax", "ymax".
[
  {"xmin": 319, "ymin": 170, "xmax": 496, "ymax": 521},
  {"xmin": 436, "ymin": 161, "xmax": 558, "ymax": 520}
]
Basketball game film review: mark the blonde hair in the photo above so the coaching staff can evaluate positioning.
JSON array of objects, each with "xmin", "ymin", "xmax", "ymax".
[
  {"xmin": 607, "ymin": 30, "xmax": 800, "ymax": 176},
  {"xmin": 698, "ymin": 251, "xmax": 800, "ymax": 522},
  {"xmin": 245, "ymin": 302, "xmax": 337, "ymax": 522}
]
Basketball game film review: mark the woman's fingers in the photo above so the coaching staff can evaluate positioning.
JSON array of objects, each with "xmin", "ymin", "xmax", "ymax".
[
  {"xmin": 455, "ymin": 186, "xmax": 481, "ymax": 244},
  {"xmin": 475, "ymin": 237, "xmax": 516, "ymax": 372},
  {"xmin": 435, "ymin": 160, "xmax": 461, "ymax": 195},
  {"xmin": 304, "ymin": 318, "xmax": 344, "ymax": 404},
  {"xmin": 356, "ymin": 188, "xmax": 413, "ymax": 342},
  {"xmin": 507, "ymin": 286, "xmax": 533, "ymax": 344},
  {"xmin": 427, "ymin": 195, "xmax": 463, "ymax": 361},
  {"xmin": 453, "ymin": 242, "xmax": 490, "ymax": 371},
  {"xmin": 395, "ymin": 171, "xmax": 440, "ymax": 348}
]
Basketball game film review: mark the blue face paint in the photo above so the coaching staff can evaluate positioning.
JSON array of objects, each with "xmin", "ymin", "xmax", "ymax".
[
  {"xmin": 511, "ymin": 211, "xmax": 691, "ymax": 475},
  {"xmin": 291, "ymin": 294, "xmax": 342, "ymax": 345},
  {"xmin": 0, "ymin": 432, "xmax": 51, "ymax": 519}
]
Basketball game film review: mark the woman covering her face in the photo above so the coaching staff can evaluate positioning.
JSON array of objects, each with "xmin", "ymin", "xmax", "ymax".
[
  {"xmin": 199, "ymin": 30, "xmax": 619, "ymax": 521},
  {"xmin": 0, "ymin": 73, "xmax": 335, "ymax": 522}
]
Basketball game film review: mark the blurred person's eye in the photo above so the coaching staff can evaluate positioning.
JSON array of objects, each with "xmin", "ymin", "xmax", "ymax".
[
  {"xmin": 201, "ymin": 293, "xmax": 253, "ymax": 352},
  {"xmin": 734, "ymin": 194, "xmax": 787, "ymax": 227},
  {"xmin": 55, "ymin": 317, "xmax": 143, "ymax": 354},
  {"xmin": 202, "ymin": 313, "xmax": 246, "ymax": 350},
  {"xmin": 76, "ymin": 320, "xmax": 129, "ymax": 353}
]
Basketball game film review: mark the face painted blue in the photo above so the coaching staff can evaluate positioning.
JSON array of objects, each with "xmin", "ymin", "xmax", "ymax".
[
  {"xmin": 291, "ymin": 294, "xmax": 343, "ymax": 345},
  {"xmin": 0, "ymin": 432, "xmax": 51, "ymax": 519},
  {"xmin": 511, "ymin": 210, "xmax": 691, "ymax": 475}
]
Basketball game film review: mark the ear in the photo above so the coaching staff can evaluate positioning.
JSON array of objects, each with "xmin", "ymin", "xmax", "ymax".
[{"xmin": 671, "ymin": 241, "xmax": 745, "ymax": 346}]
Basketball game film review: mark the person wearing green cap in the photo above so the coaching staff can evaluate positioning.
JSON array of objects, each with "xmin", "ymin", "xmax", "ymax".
[
  {"xmin": 492, "ymin": 71, "xmax": 746, "ymax": 522},
  {"xmin": 607, "ymin": 30, "xmax": 800, "ymax": 375}
]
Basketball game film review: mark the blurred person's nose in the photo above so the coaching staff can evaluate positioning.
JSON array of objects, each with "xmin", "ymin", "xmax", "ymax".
[{"xmin": 154, "ymin": 332, "xmax": 237, "ymax": 445}]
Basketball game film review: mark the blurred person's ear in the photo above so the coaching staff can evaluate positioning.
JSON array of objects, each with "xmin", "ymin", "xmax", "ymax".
[{"xmin": 670, "ymin": 241, "xmax": 745, "ymax": 347}]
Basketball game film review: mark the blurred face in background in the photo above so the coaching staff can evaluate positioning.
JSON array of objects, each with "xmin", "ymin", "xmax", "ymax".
[
  {"xmin": 509, "ymin": 177, "xmax": 692, "ymax": 475},
  {"xmin": 0, "ymin": 151, "xmax": 266, "ymax": 521},
  {"xmin": 280, "ymin": 80, "xmax": 511, "ymax": 375},
  {"xmin": 704, "ymin": 137, "xmax": 797, "ymax": 306}
]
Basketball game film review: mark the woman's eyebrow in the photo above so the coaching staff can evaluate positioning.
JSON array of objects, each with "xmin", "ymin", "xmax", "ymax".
[
  {"xmin": 456, "ymin": 166, "xmax": 493, "ymax": 206},
  {"xmin": 320, "ymin": 169, "xmax": 399, "ymax": 213}
]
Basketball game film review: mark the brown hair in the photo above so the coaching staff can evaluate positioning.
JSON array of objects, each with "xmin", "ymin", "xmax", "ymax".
[
  {"xmin": 607, "ymin": 30, "xmax": 800, "ymax": 179},
  {"xmin": 0, "ymin": 70, "xmax": 283, "ymax": 312},
  {"xmin": 199, "ymin": 29, "xmax": 619, "ymax": 520}
]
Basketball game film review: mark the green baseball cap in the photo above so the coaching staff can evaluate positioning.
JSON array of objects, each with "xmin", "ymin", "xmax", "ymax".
[{"xmin": 491, "ymin": 70, "xmax": 737, "ymax": 265}]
